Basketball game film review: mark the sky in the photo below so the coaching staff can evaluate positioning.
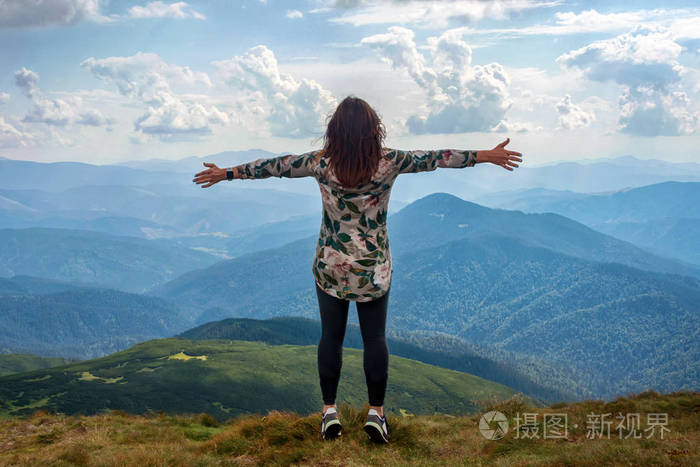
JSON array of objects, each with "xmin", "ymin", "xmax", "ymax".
[{"xmin": 0, "ymin": 0, "xmax": 699, "ymax": 166}]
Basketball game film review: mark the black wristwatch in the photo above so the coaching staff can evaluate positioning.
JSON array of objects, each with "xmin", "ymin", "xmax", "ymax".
[{"xmin": 226, "ymin": 168, "xmax": 234, "ymax": 180}]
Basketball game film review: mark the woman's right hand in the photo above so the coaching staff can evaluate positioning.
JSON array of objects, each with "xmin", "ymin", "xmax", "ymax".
[{"xmin": 479, "ymin": 138, "xmax": 522, "ymax": 171}]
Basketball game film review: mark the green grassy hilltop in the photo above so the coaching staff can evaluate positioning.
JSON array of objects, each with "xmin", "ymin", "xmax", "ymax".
[
  {"xmin": 0, "ymin": 338, "xmax": 525, "ymax": 421},
  {"xmin": 0, "ymin": 354, "xmax": 75, "ymax": 377},
  {"xmin": 0, "ymin": 391, "xmax": 696, "ymax": 466}
]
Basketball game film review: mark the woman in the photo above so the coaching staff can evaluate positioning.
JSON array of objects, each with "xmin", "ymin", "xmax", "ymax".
[{"xmin": 193, "ymin": 96, "xmax": 522, "ymax": 443}]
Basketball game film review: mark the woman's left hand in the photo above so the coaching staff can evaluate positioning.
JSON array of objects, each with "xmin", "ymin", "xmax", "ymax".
[{"xmin": 193, "ymin": 162, "xmax": 226, "ymax": 188}]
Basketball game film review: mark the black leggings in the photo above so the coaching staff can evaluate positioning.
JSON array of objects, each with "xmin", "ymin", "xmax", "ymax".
[{"xmin": 315, "ymin": 281, "xmax": 390, "ymax": 407}]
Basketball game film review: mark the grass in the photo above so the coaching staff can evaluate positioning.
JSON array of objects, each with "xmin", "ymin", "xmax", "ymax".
[
  {"xmin": 0, "ymin": 390, "xmax": 697, "ymax": 466},
  {"xmin": 0, "ymin": 338, "xmax": 528, "ymax": 421}
]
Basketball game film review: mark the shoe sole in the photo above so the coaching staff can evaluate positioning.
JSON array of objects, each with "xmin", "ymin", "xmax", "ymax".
[
  {"xmin": 322, "ymin": 419, "xmax": 342, "ymax": 440},
  {"xmin": 363, "ymin": 421, "xmax": 389, "ymax": 443}
]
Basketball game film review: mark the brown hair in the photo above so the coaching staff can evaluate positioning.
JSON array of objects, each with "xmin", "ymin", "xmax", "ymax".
[{"xmin": 323, "ymin": 96, "xmax": 386, "ymax": 187}]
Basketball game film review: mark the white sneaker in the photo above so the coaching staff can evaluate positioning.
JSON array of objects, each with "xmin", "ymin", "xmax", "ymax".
[
  {"xmin": 363, "ymin": 408, "xmax": 390, "ymax": 443},
  {"xmin": 321, "ymin": 407, "xmax": 342, "ymax": 440}
]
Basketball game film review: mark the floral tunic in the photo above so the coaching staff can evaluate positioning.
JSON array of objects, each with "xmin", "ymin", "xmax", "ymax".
[{"xmin": 236, "ymin": 147, "xmax": 478, "ymax": 301}]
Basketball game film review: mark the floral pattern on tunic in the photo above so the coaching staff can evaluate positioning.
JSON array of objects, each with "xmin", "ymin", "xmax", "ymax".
[{"xmin": 236, "ymin": 147, "xmax": 478, "ymax": 301}]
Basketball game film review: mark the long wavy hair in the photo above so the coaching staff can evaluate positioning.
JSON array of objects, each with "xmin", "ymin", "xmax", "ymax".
[{"xmin": 323, "ymin": 96, "xmax": 386, "ymax": 187}]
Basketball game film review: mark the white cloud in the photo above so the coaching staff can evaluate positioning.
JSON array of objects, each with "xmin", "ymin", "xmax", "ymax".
[
  {"xmin": 527, "ymin": 8, "xmax": 693, "ymax": 36},
  {"xmin": 361, "ymin": 26, "xmax": 518, "ymax": 134},
  {"xmin": 0, "ymin": 116, "xmax": 34, "ymax": 148},
  {"xmin": 618, "ymin": 86, "xmax": 698, "ymax": 137},
  {"xmin": 0, "ymin": 0, "xmax": 107, "ymax": 28},
  {"xmin": 452, "ymin": 8, "xmax": 700, "ymax": 38},
  {"xmin": 13, "ymin": 67, "xmax": 112, "ymax": 127},
  {"xmin": 556, "ymin": 24, "xmax": 682, "ymax": 90},
  {"xmin": 0, "ymin": 92, "xmax": 9, "ymax": 104},
  {"xmin": 670, "ymin": 17, "xmax": 700, "ymax": 41},
  {"xmin": 133, "ymin": 93, "xmax": 229, "ymax": 136},
  {"xmin": 492, "ymin": 119, "xmax": 543, "ymax": 133},
  {"xmin": 332, "ymin": 0, "xmax": 367, "ymax": 8},
  {"xmin": 23, "ymin": 95, "xmax": 77, "ymax": 126},
  {"xmin": 126, "ymin": 1, "xmax": 205, "ymax": 20},
  {"xmin": 555, "ymin": 94, "xmax": 595, "ymax": 130},
  {"xmin": 286, "ymin": 9, "xmax": 303, "ymax": 19},
  {"xmin": 328, "ymin": 0, "xmax": 561, "ymax": 29},
  {"xmin": 14, "ymin": 68, "xmax": 39, "ymax": 97},
  {"xmin": 361, "ymin": 26, "xmax": 437, "ymax": 89},
  {"xmin": 0, "ymin": 0, "xmax": 207, "ymax": 28},
  {"xmin": 82, "ymin": 52, "xmax": 212, "ymax": 93},
  {"xmin": 76, "ymin": 108, "xmax": 112, "ymax": 126},
  {"xmin": 213, "ymin": 45, "xmax": 337, "ymax": 138},
  {"xmin": 556, "ymin": 25, "xmax": 698, "ymax": 136},
  {"xmin": 554, "ymin": 9, "xmax": 653, "ymax": 32},
  {"xmin": 82, "ymin": 52, "xmax": 228, "ymax": 138}
]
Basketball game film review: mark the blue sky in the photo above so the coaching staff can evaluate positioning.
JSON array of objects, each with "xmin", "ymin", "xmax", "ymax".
[{"xmin": 0, "ymin": 0, "xmax": 698, "ymax": 165}]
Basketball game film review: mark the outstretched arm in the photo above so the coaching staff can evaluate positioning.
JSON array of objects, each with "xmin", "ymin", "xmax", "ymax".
[
  {"xmin": 394, "ymin": 138, "xmax": 522, "ymax": 175},
  {"xmin": 393, "ymin": 148, "xmax": 477, "ymax": 174},
  {"xmin": 233, "ymin": 151, "xmax": 320, "ymax": 179},
  {"xmin": 193, "ymin": 151, "xmax": 320, "ymax": 188}
]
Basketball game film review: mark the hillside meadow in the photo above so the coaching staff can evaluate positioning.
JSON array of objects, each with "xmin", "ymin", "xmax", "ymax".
[
  {"xmin": 0, "ymin": 391, "xmax": 697, "ymax": 466},
  {"xmin": 0, "ymin": 338, "xmax": 526, "ymax": 420}
]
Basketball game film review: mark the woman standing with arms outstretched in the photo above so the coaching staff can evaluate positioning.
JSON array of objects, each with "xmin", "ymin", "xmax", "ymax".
[{"xmin": 193, "ymin": 96, "xmax": 522, "ymax": 443}]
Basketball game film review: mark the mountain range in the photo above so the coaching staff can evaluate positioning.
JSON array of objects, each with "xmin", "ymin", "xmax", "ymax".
[
  {"xmin": 484, "ymin": 181, "xmax": 700, "ymax": 266},
  {"xmin": 0, "ymin": 228, "xmax": 222, "ymax": 293},
  {"xmin": 3, "ymin": 153, "xmax": 698, "ymax": 260},
  {"xmin": 0, "ymin": 287, "xmax": 192, "ymax": 359},
  {"xmin": 1, "ymin": 152, "xmax": 698, "ymax": 404},
  {"xmin": 0, "ymin": 182, "xmax": 320, "ymax": 238},
  {"xmin": 147, "ymin": 193, "xmax": 699, "ymax": 399}
]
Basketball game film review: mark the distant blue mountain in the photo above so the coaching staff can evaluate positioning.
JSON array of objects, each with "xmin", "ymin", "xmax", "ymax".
[
  {"xmin": 386, "ymin": 192, "xmax": 700, "ymax": 278},
  {"xmin": 114, "ymin": 149, "xmax": 282, "ymax": 173},
  {"xmin": 0, "ymin": 159, "xmax": 186, "ymax": 192},
  {"xmin": 4, "ymin": 154, "xmax": 699, "ymax": 205},
  {"xmin": 0, "ymin": 275, "xmax": 96, "ymax": 296},
  {"xmin": 484, "ymin": 181, "xmax": 700, "ymax": 265},
  {"xmin": 0, "ymin": 288, "xmax": 189, "ymax": 359},
  {"xmin": 485, "ymin": 181, "xmax": 700, "ymax": 224},
  {"xmin": 0, "ymin": 154, "xmax": 323, "ymax": 198},
  {"xmin": 0, "ymin": 183, "xmax": 320, "ymax": 237},
  {"xmin": 149, "ymin": 192, "xmax": 700, "ymax": 310},
  {"xmin": 395, "ymin": 154, "xmax": 700, "ymax": 202},
  {"xmin": 0, "ymin": 214, "xmax": 182, "ymax": 239},
  {"xmin": 0, "ymin": 228, "xmax": 222, "ymax": 293}
]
